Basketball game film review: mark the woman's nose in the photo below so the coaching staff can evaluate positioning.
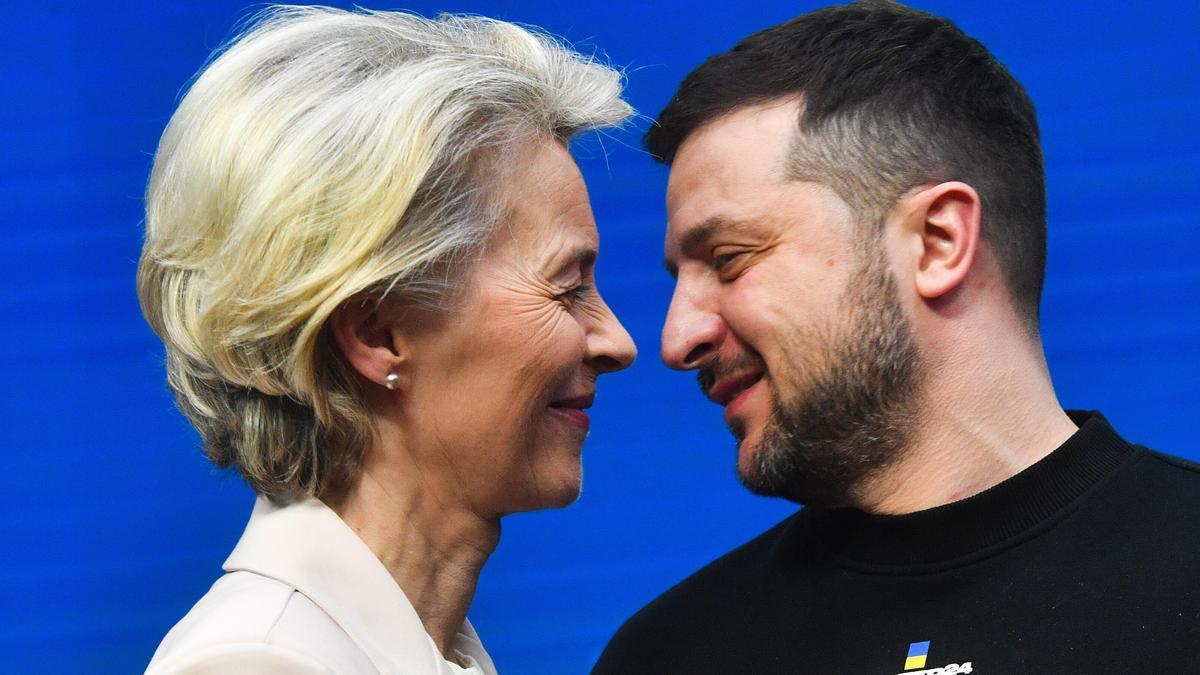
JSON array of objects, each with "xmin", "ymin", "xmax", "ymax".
[{"xmin": 587, "ymin": 295, "xmax": 637, "ymax": 374}]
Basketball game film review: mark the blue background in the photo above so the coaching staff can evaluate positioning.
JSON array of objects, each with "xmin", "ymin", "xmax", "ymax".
[{"xmin": 2, "ymin": 1, "xmax": 1197, "ymax": 673}]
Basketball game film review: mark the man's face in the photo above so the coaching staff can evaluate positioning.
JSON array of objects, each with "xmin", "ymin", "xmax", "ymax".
[{"xmin": 661, "ymin": 100, "xmax": 922, "ymax": 507}]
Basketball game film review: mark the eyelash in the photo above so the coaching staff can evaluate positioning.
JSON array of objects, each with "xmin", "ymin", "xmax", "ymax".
[
  {"xmin": 559, "ymin": 283, "xmax": 592, "ymax": 302},
  {"xmin": 712, "ymin": 252, "xmax": 742, "ymax": 272}
]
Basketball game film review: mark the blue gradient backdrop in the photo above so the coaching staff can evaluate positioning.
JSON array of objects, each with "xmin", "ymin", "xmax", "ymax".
[{"xmin": 2, "ymin": 2, "xmax": 1197, "ymax": 673}]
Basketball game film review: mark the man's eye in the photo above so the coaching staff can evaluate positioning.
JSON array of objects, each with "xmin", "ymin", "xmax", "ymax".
[{"xmin": 712, "ymin": 252, "xmax": 742, "ymax": 271}]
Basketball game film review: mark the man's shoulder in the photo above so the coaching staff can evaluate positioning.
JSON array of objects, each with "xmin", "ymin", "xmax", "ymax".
[
  {"xmin": 1072, "ymin": 444, "xmax": 1200, "ymax": 582},
  {"xmin": 1075, "ymin": 415, "xmax": 1200, "ymax": 518},
  {"xmin": 642, "ymin": 508, "xmax": 802, "ymax": 606},
  {"xmin": 1122, "ymin": 446, "xmax": 1200, "ymax": 509},
  {"xmin": 1142, "ymin": 448, "xmax": 1200, "ymax": 480},
  {"xmin": 593, "ymin": 509, "xmax": 805, "ymax": 673},
  {"xmin": 1118, "ymin": 446, "xmax": 1200, "ymax": 523}
]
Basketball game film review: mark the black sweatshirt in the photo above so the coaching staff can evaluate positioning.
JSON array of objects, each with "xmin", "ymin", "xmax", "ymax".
[{"xmin": 593, "ymin": 412, "xmax": 1200, "ymax": 674}]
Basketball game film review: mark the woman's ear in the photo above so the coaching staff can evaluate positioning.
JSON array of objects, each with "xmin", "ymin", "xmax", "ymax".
[
  {"xmin": 905, "ymin": 181, "xmax": 982, "ymax": 300},
  {"xmin": 329, "ymin": 296, "xmax": 408, "ymax": 392}
]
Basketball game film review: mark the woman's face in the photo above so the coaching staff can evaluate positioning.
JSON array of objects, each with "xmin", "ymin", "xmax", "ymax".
[{"xmin": 397, "ymin": 139, "xmax": 636, "ymax": 517}]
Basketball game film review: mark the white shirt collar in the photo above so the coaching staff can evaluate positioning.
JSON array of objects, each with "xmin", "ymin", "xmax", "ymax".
[{"xmin": 224, "ymin": 496, "xmax": 498, "ymax": 674}]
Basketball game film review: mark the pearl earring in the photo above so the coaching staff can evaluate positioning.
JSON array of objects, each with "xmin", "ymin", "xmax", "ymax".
[{"xmin": 384, "ymin": 373, "xmax": 400, "ymax": 390}]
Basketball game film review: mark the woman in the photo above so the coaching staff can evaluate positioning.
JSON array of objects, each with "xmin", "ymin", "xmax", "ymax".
[{"xmin": 140, "ymin": 6, "xmax": 636, "ymax": 673}]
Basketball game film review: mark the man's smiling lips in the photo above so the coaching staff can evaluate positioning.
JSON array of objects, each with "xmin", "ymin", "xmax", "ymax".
[{"xmin": 707, "ymin": 371, "xmax": 764, "ymax": 421}]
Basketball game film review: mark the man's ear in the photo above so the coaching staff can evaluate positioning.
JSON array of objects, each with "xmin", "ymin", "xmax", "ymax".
[
  {"xmin": 904, "ymin": 181, "xmax": 982, "ymax": 300},
  {"xmin": 329, "ymin": 296, "xmax": 408, "ymax": 392}
]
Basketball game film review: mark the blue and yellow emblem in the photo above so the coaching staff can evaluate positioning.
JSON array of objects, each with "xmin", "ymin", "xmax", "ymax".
[{"xmin": 904, "ymin": 641, "xmax": 930, "ymax": 670}]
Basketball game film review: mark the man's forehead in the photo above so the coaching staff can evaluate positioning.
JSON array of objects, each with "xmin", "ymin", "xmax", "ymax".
[
  {"xmin": 661, "ymin": 99, "xmax": 808, "ymax": 277},
  {"xmin": 687, "ymin": 97, "xmax": 800, "ymax": 143},
  {"xmin": 670, "ymin": 98, "xmax": 802, "ymax": 174},
  {"xmin": 665, "ymin": 101, "xmax": 801, "ymax": 215}
]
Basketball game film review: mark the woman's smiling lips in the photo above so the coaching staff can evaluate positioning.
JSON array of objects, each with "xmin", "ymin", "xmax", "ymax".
[{"xmin": 549, "ymin": 392, "xmax": 594, "ymax": 432}]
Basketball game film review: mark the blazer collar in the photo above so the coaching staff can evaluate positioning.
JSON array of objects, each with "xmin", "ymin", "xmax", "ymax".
[{"xmin": 224, "ymin": 496, "xmax": 497, "ymax": 674}]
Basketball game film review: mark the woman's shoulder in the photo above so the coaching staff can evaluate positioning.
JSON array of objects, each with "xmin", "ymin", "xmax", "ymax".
[{"xmin": 146, "ymin": 570, "xmax": 375, "ymax": 674}]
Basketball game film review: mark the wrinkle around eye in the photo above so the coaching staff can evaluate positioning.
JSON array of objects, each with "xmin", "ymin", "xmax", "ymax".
[
  {"xmin": 711, "ymin": 254, "xmax": 749, "ymax": 282},
  {"xmin": 504, "ymin": 291, "xmax": 574, "ymax": 340},
  {"xmin": 555, "ymin": 281, "xmax": 593, "ymax": 306},
  {"xmin": 713, "ymin": 241, "xmax": 772, "ymax": 281},
  {"xmin": 712, "ymin": 251, "xmax": 742, "ymax": 271},
  {"xmin": 571, "ymin": 293, "xmax": 610, "ymax": 324},
  {"xmin": 489, "ymin": 266, "xmax": 563, "ymax": 299}
]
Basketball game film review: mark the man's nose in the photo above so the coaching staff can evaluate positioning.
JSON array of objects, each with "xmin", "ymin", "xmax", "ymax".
[{"xmin": 661, "ymin": 283, "xmax": 724, "ymax": 370}]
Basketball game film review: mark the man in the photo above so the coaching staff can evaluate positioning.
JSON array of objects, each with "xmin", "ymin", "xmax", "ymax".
[{"xmin": 594, "ymin": 2, "xmax": 1199, "ymax": 673}]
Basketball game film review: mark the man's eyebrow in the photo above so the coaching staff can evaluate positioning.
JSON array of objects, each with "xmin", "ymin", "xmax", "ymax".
[{"xmin": 662, "ymin": 215, "xmax": 750, "ymax": 279}]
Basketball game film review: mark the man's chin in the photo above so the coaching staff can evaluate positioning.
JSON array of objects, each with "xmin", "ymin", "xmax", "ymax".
[
  {"xmin": 733, "ymin": 433, "xmax": 843, "ymax": 506},
  {"xmin": 732, "ymin": 429, "xmax": 759, "ymax": 472},
  {"xmin": 733, "ymin": 437, "xmax": 780, "ymax": 497}
]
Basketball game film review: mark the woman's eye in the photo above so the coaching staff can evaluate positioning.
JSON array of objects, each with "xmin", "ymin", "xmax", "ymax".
[{"xmin": 558, "ymin": 283, "xmax": 592, "ymax": 303}]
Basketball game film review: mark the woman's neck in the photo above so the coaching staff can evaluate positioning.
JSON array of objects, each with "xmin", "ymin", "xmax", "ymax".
[{"xmin": 328, "ymin": 461, "xmax": 499, "ymax": 659}]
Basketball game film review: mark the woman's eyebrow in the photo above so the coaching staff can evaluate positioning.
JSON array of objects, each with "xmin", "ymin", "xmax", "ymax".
[{"xmin": 547, "ymin": 243, "xmax": 598, "ymax": 277}]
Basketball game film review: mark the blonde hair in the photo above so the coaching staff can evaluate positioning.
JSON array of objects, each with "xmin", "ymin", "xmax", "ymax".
[{"xmin": 137, "ymin": 5, "xmax": 631, "ymax": 502}]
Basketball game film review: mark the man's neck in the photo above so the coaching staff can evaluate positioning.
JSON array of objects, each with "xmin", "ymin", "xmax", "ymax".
[{"xmin": 854, "ymin": 332, "xmax": 1079, "ymax": 515}]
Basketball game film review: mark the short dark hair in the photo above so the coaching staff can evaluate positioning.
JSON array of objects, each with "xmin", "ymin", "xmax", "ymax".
[{"xmin": 647, "ymin": 1, "xmax": 1046, "ymax": 327}]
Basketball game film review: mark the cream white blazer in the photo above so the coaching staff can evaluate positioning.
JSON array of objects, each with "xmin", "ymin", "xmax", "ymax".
[{"xmin": 147, "ymin": 497, "xmax": 498, "ymax": 674}]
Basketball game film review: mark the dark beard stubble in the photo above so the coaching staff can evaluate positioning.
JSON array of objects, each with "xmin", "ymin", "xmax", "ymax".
[{"xmin": 720, "ymin": 250, "xmax": 923, "ymax": 507}]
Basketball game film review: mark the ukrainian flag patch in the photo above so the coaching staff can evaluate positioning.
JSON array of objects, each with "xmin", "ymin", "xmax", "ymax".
[{"xmin": 904, "ymin": 641, "xmax": 930, "ymax": 670}]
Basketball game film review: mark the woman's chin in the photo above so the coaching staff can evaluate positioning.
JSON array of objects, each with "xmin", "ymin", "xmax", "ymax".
[
  {"xmin": 549, "ymin": 481, "xmax": 584, "ymax": 509},
  {"xmin": 504, "ymin": 468, "xmax": 584, "ymax": 514},
  {"xmin": 534, "ymin": 471, "xmax": 584, "ymax": 510}
]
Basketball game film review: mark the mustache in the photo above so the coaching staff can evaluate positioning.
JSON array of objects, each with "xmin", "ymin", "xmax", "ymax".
[{"xmin": 697, "ymin": 352, "xmax": 768, "ymax": 397}]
